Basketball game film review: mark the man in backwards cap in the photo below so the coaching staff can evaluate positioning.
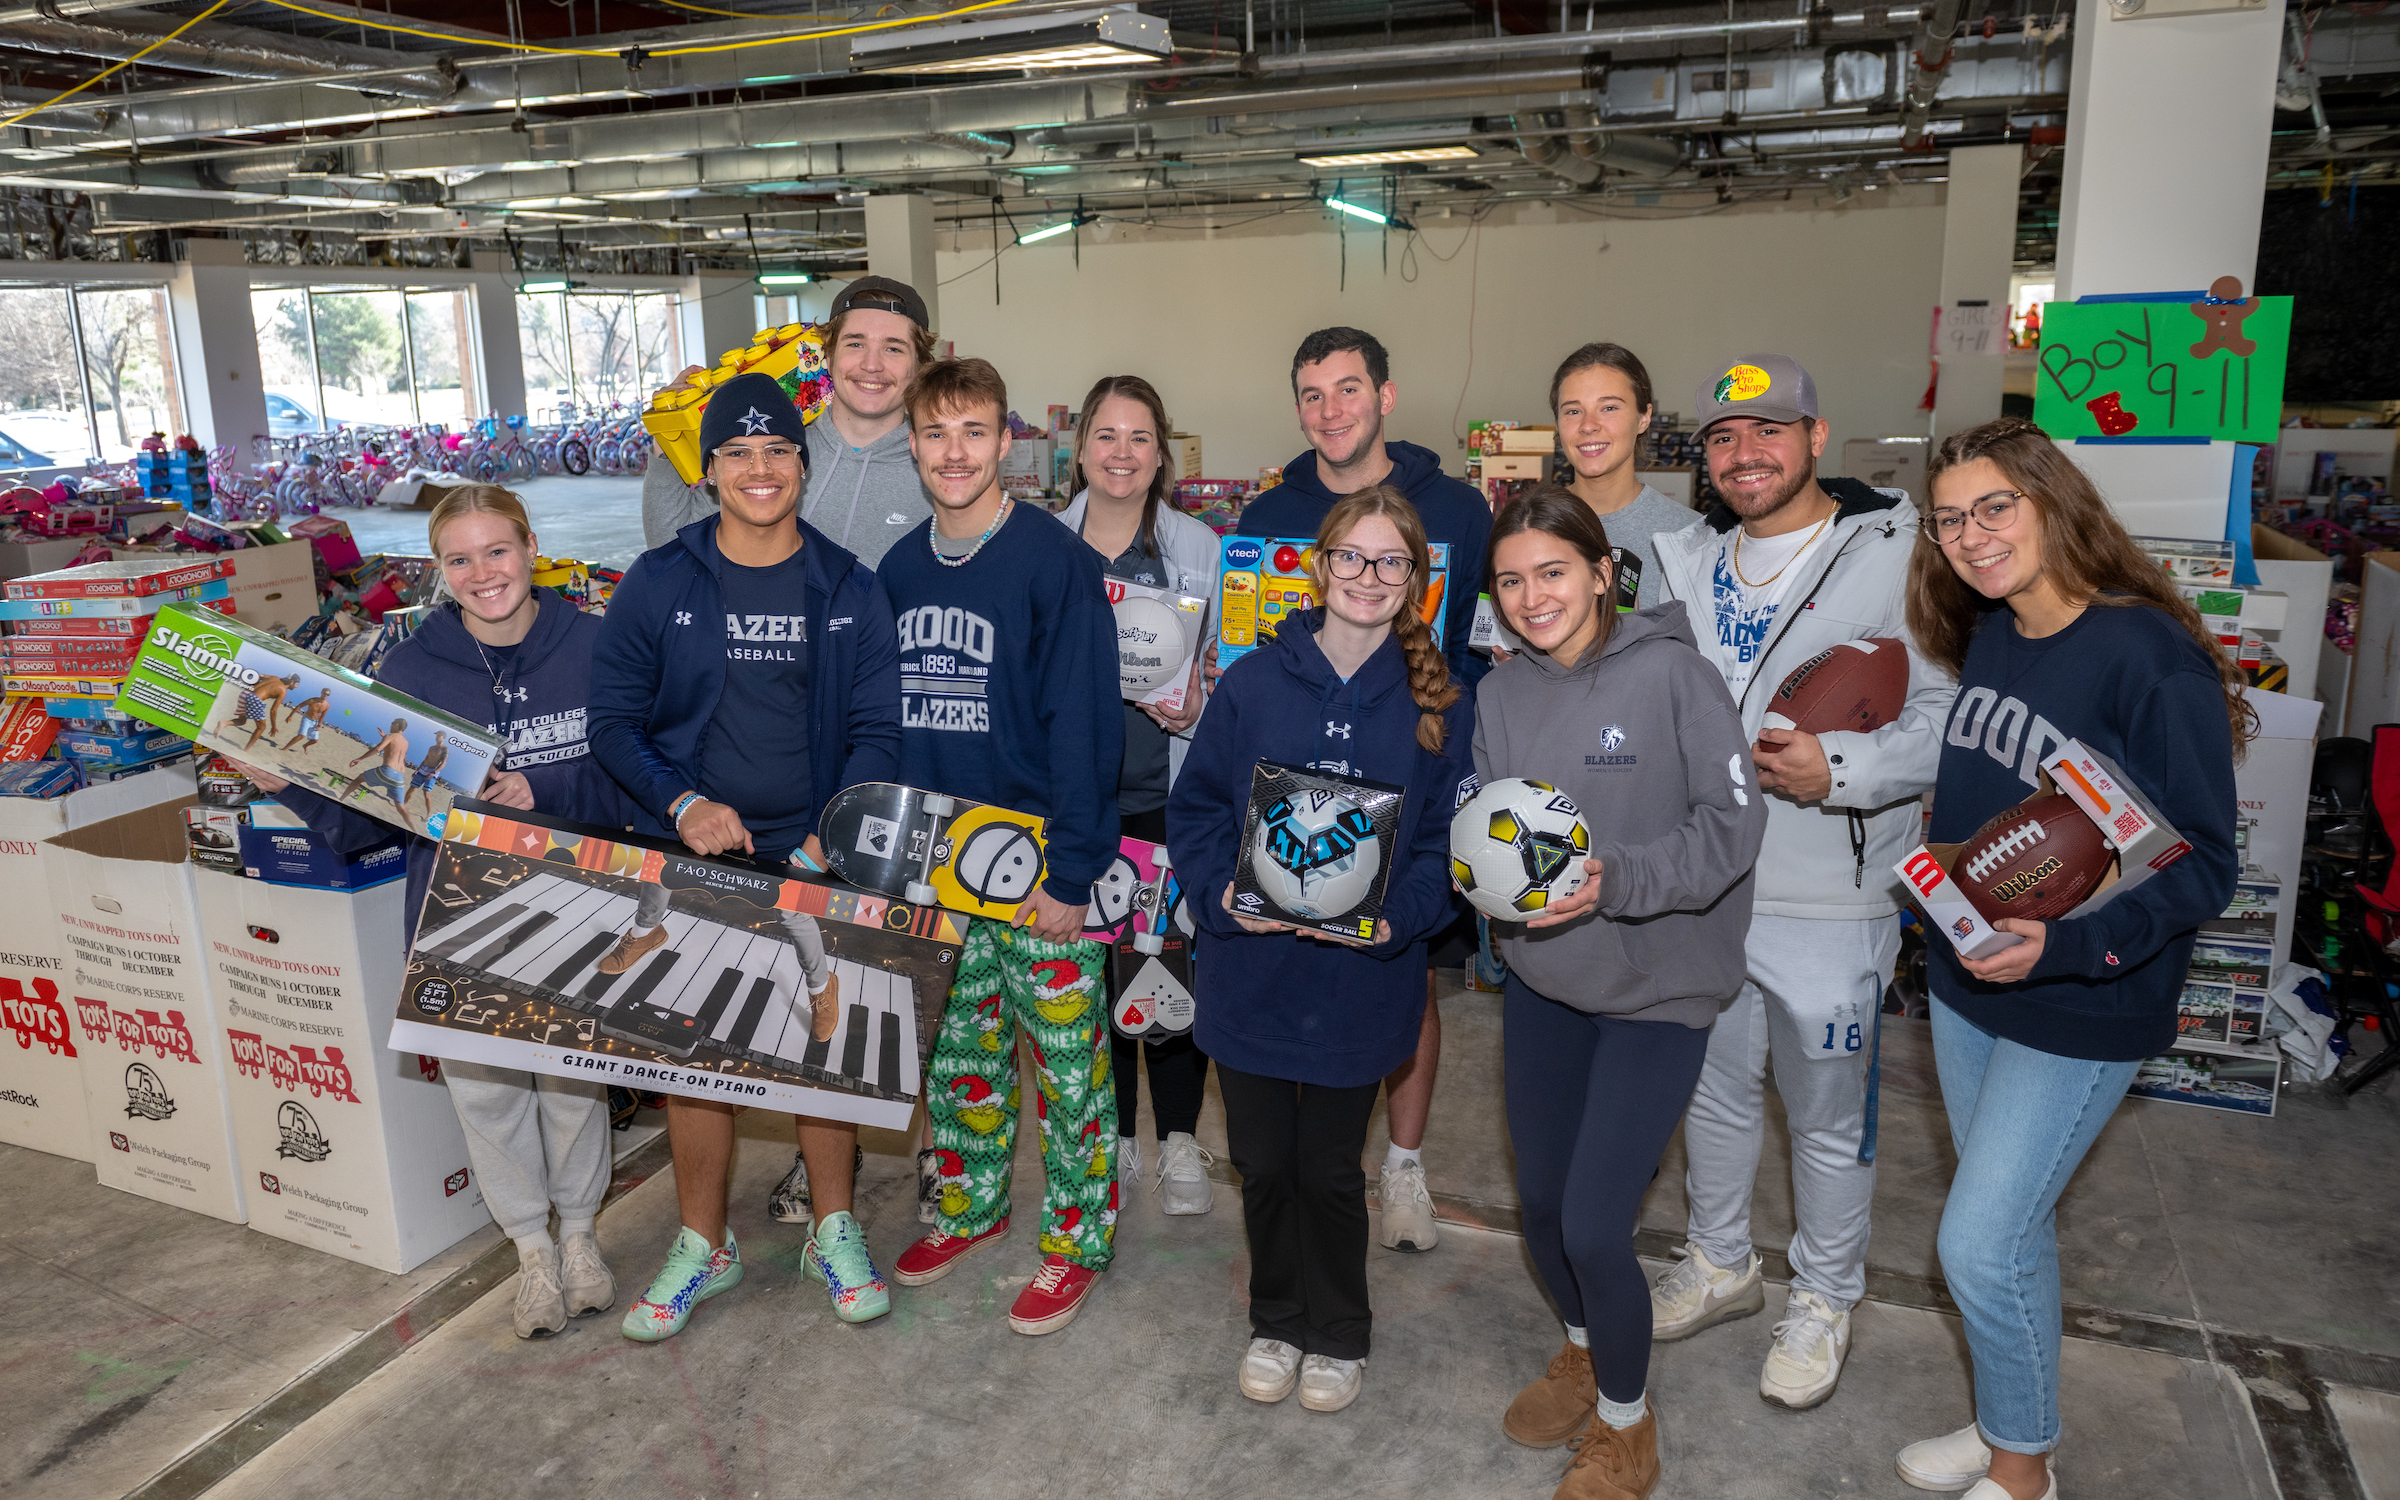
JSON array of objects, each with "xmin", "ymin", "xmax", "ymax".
[
  {"xmin": 1618, "ymin": 356, "xmax": 1953, "ymax": 1417},
  {"xmin": 591, "ymin": 371, "xmax": 905, "ymax": 1337}
]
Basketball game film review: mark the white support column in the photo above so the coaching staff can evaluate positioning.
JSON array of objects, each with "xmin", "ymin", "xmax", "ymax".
[
  {"xmin": 469, "ymin": 250, "xmax": 528, "ymax": 423},
  {"xmin": 1933, "ymin": 144, "xmax": 2023, "ymax": 442},
  {"xmin": 683, "ymin": 270, "xmax": 758, "ymax": 366},
  {"xmin": 2051, "ymin": 0, "xmax": 2282, "ymax": 537},
  {"xmin": 165, "ymin": 239, "xmax": 266, "ymax": 453},
  {"xmin": 863, "ymin": 193, "xmax": 941, "ymax": 331}
]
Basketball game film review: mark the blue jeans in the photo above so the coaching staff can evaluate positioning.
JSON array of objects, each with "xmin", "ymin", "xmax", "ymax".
[{"xmin": 1930, "ymin": 996, "xmax": 2141, "ymax": 1455}]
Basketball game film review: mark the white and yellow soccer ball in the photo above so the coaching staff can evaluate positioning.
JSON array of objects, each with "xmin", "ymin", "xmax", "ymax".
[{"xmin": 1449, "ymin": 778, "xmax": 1592, "ymax": 921}]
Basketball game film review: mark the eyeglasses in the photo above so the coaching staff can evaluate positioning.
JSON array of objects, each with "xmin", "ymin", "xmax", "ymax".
[
  {"xmin": 1325, "ymin": 548, "xmax": 1415, "ymax": 585},
  {"xmin": 711, "ymin": 443, "xmax": 801, "ymax": 470},
  {"xmin": 1923, "ymin": 491, "xmax": 2024, "ymax": 544}
]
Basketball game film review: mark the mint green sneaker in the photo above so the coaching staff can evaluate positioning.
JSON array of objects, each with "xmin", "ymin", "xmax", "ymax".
[
  {"xmin": 620, "ymin": 1227, "xmax": 742, "ymax": 1342},
  {"xmin": 804, "ymin": 1210, "xmax": 892, "ymax": 1324}
]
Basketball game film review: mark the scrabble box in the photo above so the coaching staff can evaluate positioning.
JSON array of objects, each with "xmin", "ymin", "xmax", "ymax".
[{"xmin": 387, "ymin": 803, "xmax": 967, "ymax": 1132}]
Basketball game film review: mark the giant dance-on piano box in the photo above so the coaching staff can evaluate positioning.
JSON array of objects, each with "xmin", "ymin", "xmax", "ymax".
[{"xmin": 387, "ymin": 802, "xmax": 966, "ymax": 1132}]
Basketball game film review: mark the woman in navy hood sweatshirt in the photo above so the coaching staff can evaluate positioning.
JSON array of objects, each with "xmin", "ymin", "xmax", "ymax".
[
  {"xmin": 242, "ymin": 486, "xmax": 634, "ymax": 1343},
  {"xmin": 1167, "ymin": 488, "xmax": 1476, "ymax": 1416}
]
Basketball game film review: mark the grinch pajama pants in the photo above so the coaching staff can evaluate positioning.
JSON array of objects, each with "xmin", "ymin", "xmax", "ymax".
[{"xmin": 926, "ymin": 918, "xmax": 1117, "ymax": 1268}]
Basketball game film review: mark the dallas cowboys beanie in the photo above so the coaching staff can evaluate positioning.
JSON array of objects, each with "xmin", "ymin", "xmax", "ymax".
[{"xmin": 698, "ymin": 372, "xmax": 809, "ymax": 465}]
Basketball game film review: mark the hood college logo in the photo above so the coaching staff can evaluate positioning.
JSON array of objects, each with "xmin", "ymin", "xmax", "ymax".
[
  {"xmin": 277, "ymin": 1099, "xmax": 333, "ymax": 1162},
  {"xmin": 124, "ymin": 1062, "xmax": 176, "ymax": 1121}
]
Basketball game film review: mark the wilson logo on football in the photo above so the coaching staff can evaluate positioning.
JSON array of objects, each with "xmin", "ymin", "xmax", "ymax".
[{"xmin": 1987, "ymin": 856, "xmax": 2064, "ymax": 905}]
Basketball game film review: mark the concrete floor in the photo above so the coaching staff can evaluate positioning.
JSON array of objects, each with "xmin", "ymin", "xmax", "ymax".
[{"xmin": 11, "ymin": 980, "xmax": 2393, "ymax": 1500}]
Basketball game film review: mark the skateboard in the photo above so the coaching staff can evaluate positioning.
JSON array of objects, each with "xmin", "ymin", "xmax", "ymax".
[
  {"xmin": 1091, "ymin": 841, "xmax": 1197, "ymax": 1039},
  {"xmin": 819, "ymin": 782, "xmax": 1056, "ymax": 922}
]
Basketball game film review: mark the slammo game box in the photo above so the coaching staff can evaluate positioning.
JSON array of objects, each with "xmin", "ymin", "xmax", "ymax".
[
  {"xmin": 1895, "ymin": 741, "xmax": 2191, "ymax": 961},
  {"xmin": 111, "ymin": 602, "xmax": 502, "ymax": 839},
  {"xmin": 388, "ymin": 803, "xmax": 967, "ymax": 1133}
]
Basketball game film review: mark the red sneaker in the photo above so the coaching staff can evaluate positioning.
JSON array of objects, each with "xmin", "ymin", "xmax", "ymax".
[
  {"xmin": 891, "ymin": 1216, "xmax": 1009, "ymax": 1286},
  {"xmin": 1008, "ymin": 1255, "xmax": 1098, "ymax": 1335}
]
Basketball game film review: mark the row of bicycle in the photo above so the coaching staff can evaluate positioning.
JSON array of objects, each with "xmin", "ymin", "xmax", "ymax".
[{"xmin": 185, "ymin": 406, "xmax": 656, "ymax": 520}]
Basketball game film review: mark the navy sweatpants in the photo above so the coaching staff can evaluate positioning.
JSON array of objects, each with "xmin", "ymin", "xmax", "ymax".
[{"xmin": 1505, "ymin": 975, "xmax": 1714, "ymax": 1403}]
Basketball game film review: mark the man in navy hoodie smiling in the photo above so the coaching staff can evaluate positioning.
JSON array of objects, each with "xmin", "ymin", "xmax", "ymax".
[
  {"xmin": 588, "ymin": 371, "xmax": 903, "ymax": 1339},
  {"xmin": 1240, "ymin": 325, "xmax": 1490, "ymax": 1253}
]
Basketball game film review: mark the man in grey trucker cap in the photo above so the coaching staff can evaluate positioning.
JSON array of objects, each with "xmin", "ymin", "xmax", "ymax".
[{"xmin": 1643, "ymin": 354, "xmax": 1957, "ymax": 1413}]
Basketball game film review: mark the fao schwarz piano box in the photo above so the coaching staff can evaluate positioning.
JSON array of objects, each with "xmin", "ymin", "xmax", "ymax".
[{"xmin": 388, "ymin": 802, "xmax": 968, "ymax": 1132}]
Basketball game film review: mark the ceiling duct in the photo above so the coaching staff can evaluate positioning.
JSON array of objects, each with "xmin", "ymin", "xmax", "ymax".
[
  {"xmin": 1514, "ymin": 107, "xmax": 1681, "ymax": 183},
  {"xmin": 0, "ymin": 10, "xmax": 461, "ymax": 102},
  {"xmin": 0, "ymin": 86, "xmax": 107, "ymax": 131},
  {"xmin": 1899, "ymin": 0, "xmax": 1963, "ymax": 147},
  {"xmin": 213, "ymin": 149, "xmax": 342, "ymax": 185}
]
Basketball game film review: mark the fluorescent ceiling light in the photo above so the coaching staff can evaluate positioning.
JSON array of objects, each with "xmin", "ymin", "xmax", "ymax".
[
  {"xmin": 759, "ymin": 271, "xmax": 812, "ymax": 285},
  {"xmin": 1298, "ymin": 145, "xmax": 1481, "ymax": 168},
  {"xmin": 502, "ymin": 196, "xmax": 603, "ymax": 209},
  {"xmin": 1323, "ymin": 196, "xmax": 1389, "ymax": 225},
  {"xmin": 1016, "ymin": 217, "xmax": 1080, "ymax": 244},
  {"xmin": 521, "ymin": 280, "xmax": 575, "ymax": 292},
  {"xmin": 850, "ymin": 8, "xmax": 1170, "ymax": 75}
]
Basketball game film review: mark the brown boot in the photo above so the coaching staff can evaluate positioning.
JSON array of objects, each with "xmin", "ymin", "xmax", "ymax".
[
  {"xmin": 808, "ymin": 972, "xmax": 842, "ymax": 1043},
  {"xmin": 596, "ymin": 923, "xmax": 668, "ymax": 975},
  {"xmin": 1504, "ymin": 1340, "xmax": 1596, "ymax": 1447},
  {"xmin": 1552, "ymin": 1406, "xmax": 1660, "ymax": 1500}
]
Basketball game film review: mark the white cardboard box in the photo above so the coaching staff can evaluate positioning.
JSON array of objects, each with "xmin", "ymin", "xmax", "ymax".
[
  {"xmin": 44, "ymin": 796, "xmax": 246, "ymax": 1221},
  {"xmin": 196, "ymin": 871, "xmax": 490, "ymax": 1272},
  {"xmin": 222, "ymin": 540, "xmax": 318, "ymax": 635},
  {"xmin": 0, "ymin": 764, "xmax": 195, "ymax": 1161}
]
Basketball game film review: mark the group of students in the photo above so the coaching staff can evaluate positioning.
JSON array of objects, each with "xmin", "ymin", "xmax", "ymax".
[{"xmin": 248, "ymin": 273, "xmax": 2243, "ymax": 1500}]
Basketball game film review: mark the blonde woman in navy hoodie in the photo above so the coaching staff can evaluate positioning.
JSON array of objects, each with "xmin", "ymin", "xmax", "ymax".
[{"xmin": 1166, "ymin": 486, "xmax": 1476, "ymax": 1416}]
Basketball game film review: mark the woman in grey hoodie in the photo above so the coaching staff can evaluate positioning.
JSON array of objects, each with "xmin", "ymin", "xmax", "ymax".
[{"xmin": 1471, "ymin": 486, "xmax": 1765, "ymax": 1500}]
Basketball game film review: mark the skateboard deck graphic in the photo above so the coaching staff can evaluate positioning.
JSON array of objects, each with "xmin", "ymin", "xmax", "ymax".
[
  {"xmin": 1091, "ymin": 841, "xmax": 1196, "ymax": 1038},
  {"xmin": 820, "ymin": 782, "xmax": 1051, "ymax": 922}
]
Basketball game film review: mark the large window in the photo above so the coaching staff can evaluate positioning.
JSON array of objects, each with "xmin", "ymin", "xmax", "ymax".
[
  {"xmin": 517, "ymin": 290, "xmax": 681, "ymax": 424},
  {"xmin": 252, "ymin": 285, "xmax": 487, "ymax": 435},
  {"xmin": 0, "ymin": 283, "xmax": 183, "ymax": 465}
]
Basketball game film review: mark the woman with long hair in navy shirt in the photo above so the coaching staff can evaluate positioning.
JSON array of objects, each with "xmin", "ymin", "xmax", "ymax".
[{"xmin": 1897, "ymin": 417, "xmax": 2242, "ymax": 1500}]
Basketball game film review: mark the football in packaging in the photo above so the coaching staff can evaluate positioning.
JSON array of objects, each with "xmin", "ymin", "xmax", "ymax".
[
  {"xmin": 1945, "ymin": 792, "xmax": 2116, "ymax": 924},
  {"xmin": 1233, "ymin": 760, "xmax": 1405, "ymax": 941},
  {"xmin": 1450, "ymin": 778, "xmax": 1593, "ymax": 920}
]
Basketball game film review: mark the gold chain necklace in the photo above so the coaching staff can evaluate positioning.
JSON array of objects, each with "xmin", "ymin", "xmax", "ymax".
[{"xmin": 1732, "ymin": 509, "xmax": 1833, "ymax": 589}]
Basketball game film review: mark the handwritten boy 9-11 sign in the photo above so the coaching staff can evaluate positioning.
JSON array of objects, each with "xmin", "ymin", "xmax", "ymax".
[{"xmin": 2032, "ymin": 279, "xmax": 2291, "ymax": 444}]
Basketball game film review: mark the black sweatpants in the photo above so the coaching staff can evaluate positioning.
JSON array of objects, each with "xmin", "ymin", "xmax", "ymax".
[
  {"xmin": 1504, "ymin": 974, "xmax": 1713, "ymax": 1404},
  {"xmin": 1216, "ymin": 1062, "xmax": 1383, "ymax": 1361},
  {"xmin": 1110, "ymin": 805, "xmax": 1211, "ymax": 1140}
]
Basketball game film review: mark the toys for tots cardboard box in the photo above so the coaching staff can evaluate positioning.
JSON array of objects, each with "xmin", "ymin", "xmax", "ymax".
[
  {"xmin": 197, "ymin": 872, "xmax": 489, "ymax": 1273},
  {"xmin": 42, "ymin": 797, "xmax": 246, "ymax": 1221},
  {"xmin": 1895, "ymin": 741, "xmax": 2190, "ymax": 961},
  {"xmin": 0, "ymin": 767, "xmax": 195, "ymax": 1161}
]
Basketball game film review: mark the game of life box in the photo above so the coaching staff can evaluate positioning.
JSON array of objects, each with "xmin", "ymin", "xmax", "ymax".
[
  {"xmin": 111, "ymin": 602, "xmax": 502, "ymax": 839},
  {"xmin": 1218, "ymin": 536, "xmax": 1449, "ymax": 671},
  {"xmin": 1231, "ymin": 760, "xmax": 1406, "ymax": 943},
  {"xmin": 387, "ymin": 803, "xmax": 966, "ymax": 1133},
  {"xmin": 1894, "ymin": 741, "xmax": 2192, "ymax": 961}
]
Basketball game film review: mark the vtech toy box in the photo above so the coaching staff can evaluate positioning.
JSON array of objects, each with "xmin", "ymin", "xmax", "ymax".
[
  {"xmin": 1894, "ymin": 741, "xmax": 2191, "ymax": 961},
  {"xmin": 1218, "ymin": 536, "xmax": 1449, "ymax": 671}
]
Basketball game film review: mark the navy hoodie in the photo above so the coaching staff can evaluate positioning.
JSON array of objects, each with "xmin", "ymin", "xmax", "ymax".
[
  {"xmin": 877, "ymin": 503, "xmax": 1122, "ymax": 906},
  {"xmin": 588, "ymin": 514, "xmax": 901, "ymax": 847},
  {"xmin": 1926, "ymin": 602, "xmax": 2239, "ymax": 1061},
  {"xmin": 277, "ymin": 589, "xmax": 633, "ymax": 945},
  {"xmin": 1243, "ymin": 440, "xmax": 1493, "ymax": 685},
  {"xmin": 1168, "ymin": 608, "xmax": 1478, "ymax": 1087}
]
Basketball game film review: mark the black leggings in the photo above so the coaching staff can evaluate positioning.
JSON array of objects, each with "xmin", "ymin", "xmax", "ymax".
[
  {"xmin": 1110, "ymin": 804, "xmax": 1211, "ymax": 1140},
  {"xmin": 1504, "ymin": 974, "xmax": 1713, "ymax": 1404},
  {"xmin": 1217, "ymin": 1062, "xmax": 1382, "ymax": 1360}
]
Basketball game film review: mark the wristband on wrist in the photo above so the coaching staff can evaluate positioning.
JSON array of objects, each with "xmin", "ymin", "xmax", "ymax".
[{"xmin": 669, "ymin": 792, "xmax": 702, "ymax": 827}]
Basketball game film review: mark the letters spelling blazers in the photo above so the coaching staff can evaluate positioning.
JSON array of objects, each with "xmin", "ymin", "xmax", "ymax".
[{"xmin": 114, "ymin": 602, "xmax": 504, "ymax": 838}]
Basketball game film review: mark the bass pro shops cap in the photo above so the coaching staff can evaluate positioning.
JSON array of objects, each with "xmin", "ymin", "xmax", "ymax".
[{"xmin": 1692, "ymin": 354, "xmax": 1819, "ymax": 433}]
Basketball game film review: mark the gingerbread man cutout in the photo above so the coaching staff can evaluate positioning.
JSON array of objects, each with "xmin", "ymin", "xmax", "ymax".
[{"xmin": 2189, "ymin": 275, "xmax": 2258, "ymax": 360}]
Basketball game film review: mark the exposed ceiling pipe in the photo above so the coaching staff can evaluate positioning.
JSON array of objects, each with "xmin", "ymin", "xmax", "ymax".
[
  {"xmin": 1152, "ymin": 63, "xmax": 1595, "ymax": 115},
  {"xmin": 0, "ymin": 11, "xmax": 461, "ymax": 102},
  {"xmin": 917, "ymin": 131, "xmax": 1016, "ymax": 158},
  {"xmin": 0, "ymin": 0, "xmax": 509, "ymax": 43},
  {"xmin": 0, "ymin": 87, "xmax": 109, "ymax": 131},
  {"xmin": 1515, "ymin": 111, "xmax": 1600, "ymax": 185},
  {"xmin": 212, "ymin": 149, "xmax": 342, "ymax": 185},
  {"xmin": 1899, "ymin": 0, "xmax": 1963, "ymax": 147},
  {"xmin": 1568, "ymin": 110, "xmax": 1682, "ymax": 177},
  {"xmin": 1253, "ymin": 8, "xmax": 1928, "ymax": 76}
]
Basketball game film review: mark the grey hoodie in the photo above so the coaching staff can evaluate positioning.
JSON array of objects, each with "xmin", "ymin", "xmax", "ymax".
[
  {"xmin": 1470, "ymin": 601, "xmax": 1766, "ymax": 1027},
  {"xmin": 636, "ymin": 418, "xmax": 932, "ymax": 566}
]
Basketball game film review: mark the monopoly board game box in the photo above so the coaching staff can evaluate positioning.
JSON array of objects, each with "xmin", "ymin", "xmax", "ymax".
[
  {"xmin": 1218, "ymin": 536, "xmax": 1449, "ymax": 671},
  {"xmin": 387, "ymin": 803, "xmax": 966, "ymax": 1133},
  {"xmin": 112, "ymin": 602, "xmax": 502, "ymax": 838}
]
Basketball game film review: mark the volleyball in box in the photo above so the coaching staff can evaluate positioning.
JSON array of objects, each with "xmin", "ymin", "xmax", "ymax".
[{"xmin": 1231, "ymin": 760, "xmax": 1406, "ymax": 942}]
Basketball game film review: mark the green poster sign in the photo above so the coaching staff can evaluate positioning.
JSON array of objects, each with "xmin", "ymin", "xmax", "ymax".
[{"xmin": 2031, "ymin": 294, "xmax": 2291, "ymax": 444}]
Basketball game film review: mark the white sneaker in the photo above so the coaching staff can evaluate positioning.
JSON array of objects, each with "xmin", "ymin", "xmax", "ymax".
[
  {"xmin": 1297, "ymin": 1353, "xmax": 1366, "ymax": 1412},
  {"xmin": 1118, "ymin": 1135, "xmax": 1142, "ymax": 1192},
  {"xmin": 1960, "ymin": 1472, "xmax": 2055, "ymax": 1500},
  {"xmin": 1239, "ymin": 1337, "xmax": 1303, "ymax": 1403},
  {"xmin": 559, "ymin": 1231, "xmax": 615, "ymax": 1317},
  {"xmin": 1650, "ymin": 1240, "xmax": 1765, "ymax": 1340},
  {"xmin": 1760, "ymin": 1287, "xmax": 1851, "ymax": 1410},
  {"xmin": 512, "ymin": 1244, "xmax": 568, "ymax": 1339},
  {"xmin": 1156, "ymin": 1131, "xmax": 1215, "ymax": 1215},
  {"xmin": 1377, "ymin": 1160, "xmax": 1437, "ymax": 1252},
  {"xmin": 1898, "ymin": 1423, "xmax": 1995, "ymax": 1491}
]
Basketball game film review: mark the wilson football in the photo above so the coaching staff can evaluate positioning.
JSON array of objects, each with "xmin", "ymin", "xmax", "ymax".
[
  {"xmin": 1947, "ymin": 794, "xmax": 2115, "ymax": 924},
  {"xmin": 1759, "ymin": 638, "xmax": 1910, "ymax": 740}
]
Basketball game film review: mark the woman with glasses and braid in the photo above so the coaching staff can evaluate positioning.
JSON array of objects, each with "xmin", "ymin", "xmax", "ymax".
[{"xmin": 1166, "ymin": 487, "xmax": 1476, "ymax": 1416}]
